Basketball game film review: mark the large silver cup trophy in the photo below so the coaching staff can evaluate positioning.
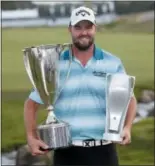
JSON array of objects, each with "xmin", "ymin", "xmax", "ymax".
[
  {"xmin": 103, "ymin": 73, "xmax": 135, "ymax": 142},
  {"xmin": 23, "ymin": 43, "xmax": 72, "ymax": 150}
]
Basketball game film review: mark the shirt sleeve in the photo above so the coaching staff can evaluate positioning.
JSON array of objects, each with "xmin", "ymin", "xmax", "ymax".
[
  {"xmin": 117, "ymin": 60, "xmax": 126, "ymax": 74},
  {"xmin": 28, "ymin": 89, "xmax": 44, "ymax": 104}
]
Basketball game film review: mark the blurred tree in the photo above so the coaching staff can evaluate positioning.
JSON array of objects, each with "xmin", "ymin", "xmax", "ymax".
[
  {"xmin": 1, "ymin": 1, "xmax": 17, "ymax": 10},
  {"xmin": 115, "ymin": 1, "xmax": 154, "ymax": 15},
  {"xmin": 1, "ymin": 1, "xmax": 36, "ymax": 10},
  {"xmin": 84, "ymin": 1, "xmax": 92, "ymax": 8},
  {"xmin": 38, "ymin": 5, "xmax": 51, "ymax": 18},
  {"xmin": 1, "ymin": 1, "xmax": 154, "ymax": 14}
]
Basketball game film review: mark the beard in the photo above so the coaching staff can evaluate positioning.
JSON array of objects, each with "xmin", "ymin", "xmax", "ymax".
[{"xmin": 72, "ymin": 36, "xmax": 94, "ymax": 51}]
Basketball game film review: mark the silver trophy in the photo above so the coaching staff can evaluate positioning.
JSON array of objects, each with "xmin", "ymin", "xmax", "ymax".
[
  {"xmin": 23, "ymin": 43, "xmax": 72, "ymax": 150},
  {"xmin": 103, "ymin": 73, "xmax": 135, "ymax": 142}
]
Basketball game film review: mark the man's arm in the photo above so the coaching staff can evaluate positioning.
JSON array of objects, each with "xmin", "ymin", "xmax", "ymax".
[
  {"xmin": 24, "ymin": 98, "xmax": 49, "ymax": 155},
  {"xmin": 116, "ymin": 59, "xmax": 137, "ymax": 129},
  {"xmin": 124, "ymin": 95, "xmax": 137, "ymax": 130},
  {"xmin": 24, "ymin": 98, "xmax": 40, "ymax": 140},
  {"xmin": 116, "ymin": 60, "xmax": 137, "ymax": 144}
]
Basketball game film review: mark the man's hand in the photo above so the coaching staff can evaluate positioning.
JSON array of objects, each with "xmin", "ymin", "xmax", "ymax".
[
  {"xmin": 27, "ymin": 136, "xmax": 49, "ymax": 156},
  {"xmin": 120, "ymin": 126, "xmax": 131, "ymax": 145},
  {"xmin": 120, "ymin": 95, "xmax": 137, "ymax": 145}
]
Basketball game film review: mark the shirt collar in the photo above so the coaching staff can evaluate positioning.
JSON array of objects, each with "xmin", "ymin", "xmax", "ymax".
[
  {"xmin": 93, "ymin": 45, "xmax": 104, "ymax": 60},
  {"xmin": 61, "ymin": 44, "xmax": 104, "ymax": 60}
]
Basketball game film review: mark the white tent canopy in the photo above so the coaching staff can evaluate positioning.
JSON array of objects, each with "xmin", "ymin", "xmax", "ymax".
[{"xmin": 31, "ymin": 1, "xmax": 84, "ymax": 6}]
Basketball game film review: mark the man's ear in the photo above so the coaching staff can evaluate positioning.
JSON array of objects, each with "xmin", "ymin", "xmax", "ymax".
[{"xmin": 94, "ymin": 25, "xmax": 97, "ymax": 33}]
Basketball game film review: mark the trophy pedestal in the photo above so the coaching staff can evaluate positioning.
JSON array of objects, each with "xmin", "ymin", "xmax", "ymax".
[
  {"xmin": 103, "ymin": 133, "xmax": 122, "ymax": 142},
  {"xmin": 38, "ymin": 122, "xmax": 71, "ymax": 150}
]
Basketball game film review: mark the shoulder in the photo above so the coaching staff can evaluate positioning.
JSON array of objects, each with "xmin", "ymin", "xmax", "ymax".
[
  {"xmin": 95, "ymin": 47, "xmax": 126, "ymax": 73},
  {"xmin": 59, "ymin": 49, "xmax": 70, "ymax": 60},
  {"xmin": 101, "ymin": 48, "xmax": 122, "ymax": 63}
]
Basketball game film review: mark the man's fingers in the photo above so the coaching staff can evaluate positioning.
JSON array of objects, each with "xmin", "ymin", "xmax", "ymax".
[
  {"xmin": 28, "ymin": 137, "xmax": 49, "ymax": 156},
  {"xmin": 32, "ymin": 146, "xmax": 49, "ymax": 156},
  {"xmin": 122, "ymin": 138, "xmax": 128, "ymax": 145},
  {"xmin": 32, "ymin": 149, "xmax": 45, "ymax": 156},
  {"xmin": 38, "ymin": 140, "xmax": 49, "ymax": 150},
  {"xmin": 121, "ymin": 136, "xmax": 130, "ymax": 145},
  {"xmin": 31, "ymin": 142, "xmax": 49, "ymax": 156}
]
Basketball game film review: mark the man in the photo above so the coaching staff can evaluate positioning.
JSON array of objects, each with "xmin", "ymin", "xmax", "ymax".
[{"xmin": 24, "ymin": 6, "xmax": 137, "ymax": 166}]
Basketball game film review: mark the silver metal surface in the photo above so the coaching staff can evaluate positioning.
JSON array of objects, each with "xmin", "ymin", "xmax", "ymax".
[
  {"xmin": 38, "ymin": 122, "xmax": 72, "ymax": 150},
  {"xmin": 103, "ymin": 73, "xmax": 135, "ymax": 142},
  {"xmin": 22, "ymin": 43, "xmax": 72, "ymax": 149},
  {"xmin": 23, "ymin": 44, "xmax": 72, "ymax": 111}
]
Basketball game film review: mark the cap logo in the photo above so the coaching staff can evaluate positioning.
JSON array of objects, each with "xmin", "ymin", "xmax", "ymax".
[{"xmin": 75, "ymin": 9, "xmax": 90, "ymax": 17}]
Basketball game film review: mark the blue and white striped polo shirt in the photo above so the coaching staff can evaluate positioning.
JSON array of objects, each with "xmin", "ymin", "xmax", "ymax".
[{"xmin": 29, "ymin": 45, "xmax": 126, "ymax": 141}]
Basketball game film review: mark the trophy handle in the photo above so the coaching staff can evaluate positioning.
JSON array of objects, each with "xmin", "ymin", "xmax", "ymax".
[
  {"xmin": 52, "ymin": 43, "xmax": 73, "ymax": 106},
  {"xmin": 130, "ymin": 76, "xmax": 136, "ymax": 96},
  {"xmin": 36, "ymin": 43, "xmax": 73, "ymax": 109},
  {"xmin": 23, "ymin": 48, "xmax": 37, "ymax": 90},
  {"xmin": 39, "ymin": 48, "xmax": 50, "ymax": 96}
]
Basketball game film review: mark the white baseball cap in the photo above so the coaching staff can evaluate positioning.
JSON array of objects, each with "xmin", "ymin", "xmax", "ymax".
[{"xmin": 70, "ymin": 6, "xmax": 96, "ymax": 26}]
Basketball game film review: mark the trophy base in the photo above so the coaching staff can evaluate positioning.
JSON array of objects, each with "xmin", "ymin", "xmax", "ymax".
[
  {"xmin": 103, "ymin": 133, "xmax": 122, "ymax": 143},
  {"xmin": 38, "ymin": 122, "xmax": 71, "ymax": 150}
]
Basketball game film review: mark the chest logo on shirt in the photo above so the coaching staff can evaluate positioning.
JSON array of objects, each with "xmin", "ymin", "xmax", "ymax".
[{"xmin": 92, "ymin": 71, "xmax": 107, "ymax": 77}]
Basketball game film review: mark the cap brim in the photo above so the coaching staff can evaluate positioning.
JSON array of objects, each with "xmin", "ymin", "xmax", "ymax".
[{"xmin": 71, "ymin": 18, "xmax": 96, "ymax": 26}]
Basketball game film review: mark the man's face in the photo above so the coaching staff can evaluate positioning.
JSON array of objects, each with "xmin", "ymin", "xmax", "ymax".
[{"xmin": 69, "ymin": 20, "xmax": 96, "ymax": 51}]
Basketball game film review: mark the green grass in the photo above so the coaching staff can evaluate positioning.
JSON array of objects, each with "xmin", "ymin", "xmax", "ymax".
[
  {"xmin": 2, "ymin": 27, "xmax": 154, "ymax": 90},
  {"xmin": 117, "ymin": 117, "xmax": 154, "ymax": 165},
  {"xmin": 2, "ymin": 27, "xmax": 154, "ymax": 165},
  {"xmin": 102, "ymin": 19, "xmax": 154, "ymax": 34}
]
